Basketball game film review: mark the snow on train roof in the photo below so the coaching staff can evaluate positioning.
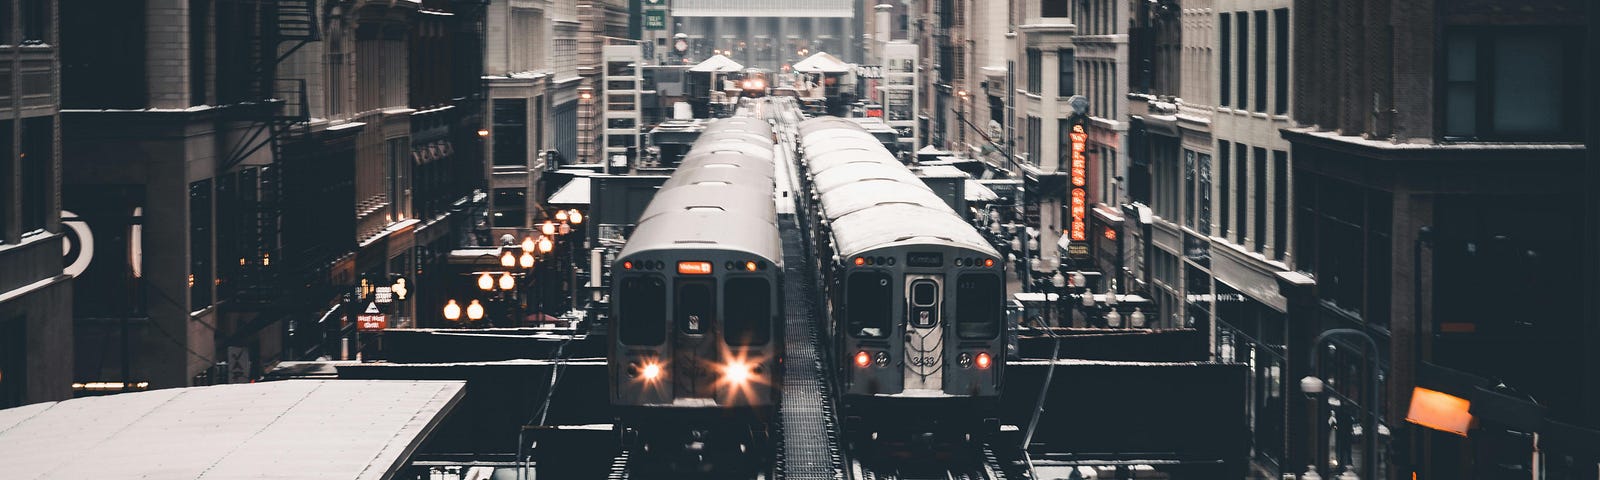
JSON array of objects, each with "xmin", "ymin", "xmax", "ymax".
[
  {"xmin": 685, "ymin": 139, "xmax": 773, "ymax": 159},
  {"xmin": 829, "ymin": 203, "xmax": 999, "ymax": 258},
  {"xmin": 618, "ymin": 209, "xmax": 784, "ymax": 263},
  {"xmin": 678, "ymin": 151, "xmax": 776, "ymax": 172},
  {"xmin": 660, "ymin": 163, "xmax": 774, "ymax": 190},
  {"xmin": 639, "ymin": 182, "xmax": 775, "ymax": 224},
  {"xmin": 812, "ymin": 161, "xmax": 931, "ymax": 195},
  {"xmin": 819, "ymin": 180, "xmax": 950, "ymax": 220}
]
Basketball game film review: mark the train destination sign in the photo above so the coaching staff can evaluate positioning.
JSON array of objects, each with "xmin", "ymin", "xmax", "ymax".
[{"xmin": 906, "ymin": 252, "xmax": 944, "ymax": 267}]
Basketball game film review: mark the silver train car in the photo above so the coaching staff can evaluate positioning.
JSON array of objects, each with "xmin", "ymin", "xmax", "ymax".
[
  {"xmin": 609, "ymin": 117, "xmax": 785, "ymax": 451},
  {"xmin": 796, "ymin": 117, "xmax": 1006, "ymax": 437}
]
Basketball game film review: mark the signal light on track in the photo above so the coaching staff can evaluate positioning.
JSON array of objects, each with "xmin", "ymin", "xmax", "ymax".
[
  {"xmin": 854, "ymin": 351, "xmax": 872, "ymax": 368},
  {"xmin": 975, "ymin": 352, "xmax": 992, "ymax": 369}
]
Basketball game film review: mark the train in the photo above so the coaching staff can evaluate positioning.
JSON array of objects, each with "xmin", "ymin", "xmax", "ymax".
[
  {"xmin": 795, "ymin": 117, "xmax": 1006, "ymax": 439},
  {"xmin": 736, "ymin": 68, "xmax": 769, "ymax": 97},
  {"xmin": 608, "ymin": 116, "xmax": 784, "ymax": 464}
]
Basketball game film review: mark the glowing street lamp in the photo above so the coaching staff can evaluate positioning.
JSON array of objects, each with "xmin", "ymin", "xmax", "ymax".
[
  {"xmin": 498, "ymin": 272, "xmax": 516, "ymax": 291},
  {"xmin": 521, "ymin": 236, "xmax": 536, "ymax": 253},
  {"xmin": 466, "ymin": 299, "xmax": 485, "ymax": 321},
  {"xmin": 569, "ymin": 210, "xmax": 584, "ymax": 224},
  {"xmin": 538, "ymin": 236, "xmax": 554, "ymax": 254},
  {"xmin": 519, "ymin": 252, "xmax": 536, "ymax": 269},
  {"xmin": 500, "ymin": 250, "xmax": 516, "ymax": 268},
  {"xmin": 477, "ymin": 272, "xmax": 495, "ymax": 291},
  {"xmin": 443, "ymin": 299, "xmax": 462, "ymax": 321}
]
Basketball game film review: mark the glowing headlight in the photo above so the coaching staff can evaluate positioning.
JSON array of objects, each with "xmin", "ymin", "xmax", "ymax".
[
  {"xmin": 723, "ymin": 360, "xmax": 753, "ymax": 384},
  {"xmin": 642, "ymin": 363, "xmax": 661, "ymax": 380}
]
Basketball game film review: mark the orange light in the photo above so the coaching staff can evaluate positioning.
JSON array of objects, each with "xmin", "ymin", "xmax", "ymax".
[
  {"xmin": 623, "ymin": 261, "xmax": 633, "ymax": 269},
  {"xmin": 854, "ymin": 257, "xmax": 865, "ymax": 266},
  {"xmin": 476, "ymin": 128, "xmax": 490, "ymax": 137},
  {"xmin": 854, "ymin": 351, "xmax": 871, "ymax": 368},
  {"xmin": 641, "ymin": 362, "xmax": 661, "ymax": 380},
  {"xmin": 1406, "ymin": 387, "xmax": 1473, "ymax": 437},
  {"xmin": 984, "ymin": 258, "xmax": 995, "ymax": 267},
  {"xmin": 975, "ymin": 352, "xmax": 992, "ymax": 369},
  {"xmin": 723, "ymin": 360, "xmax": 753, "ymax": 384},
  {"xmin": 1104, "ymin": 228, "xmax": 1118, "ymax": 241},
  {"xmin": 678, "ymin": 261, "xmax": 713, "ymax": 275},
  {"xmin": 745, "ymin": 261, "xmax": 758, "ymax": 272}
]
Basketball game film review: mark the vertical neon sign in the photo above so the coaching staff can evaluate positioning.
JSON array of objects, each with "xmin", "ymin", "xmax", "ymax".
[{"xmin": 1068, "ymin": 120, "xmax": 1089, "ymax": 242}]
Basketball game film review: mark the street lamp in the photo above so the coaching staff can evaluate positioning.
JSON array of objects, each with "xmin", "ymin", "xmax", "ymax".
[
  {"xmin": 466, "ymin": 299, "xmax": 485, "ymax": 321},
  {"xmin": 541, "ymin": 221, "xmax": 557, "ymax": 236},
  {"xmin": 443, "ymin": 299, "xmax": 462, "ymax": 322},
  {"xmin": 498, "ymin": 272, "xmax": 516, "ymax": 291},
  {"xmin": 519, "ymin": 251, "xmax": 536, "ymax": 269},
  {"xmin": 521, "ymin": 236, "xmax": 537, "ymax": 253},
  {"xmin": 477, "ymin": 272, "xmax": 495, "ymax": 291},
  {"xmin": 1300, "ymin": 328, "xmax": 1381, "ymax": 480},
  {"xmin": 1129, "ymin": 308, "xmax": 1146, "ymax": 328},
  {"xmin": 500, "ymin": 250, "xmax": 516, "ymax": 268},
  {"xmin": 569, "ymin": 209, "xmax": 584, "ymax": 224},
  {"xmin": 538, "ymin": 236, "xmax": 554, "ymax": 254}
]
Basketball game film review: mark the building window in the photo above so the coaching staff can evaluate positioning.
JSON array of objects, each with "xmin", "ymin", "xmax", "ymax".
[
  {"xmin": 492, "ymin": 99, "xmax": 528, "ymax": 166},
  {"xmin": 1253, "ymin": 147, "xmax": 1267, "ymax": 253},
  {"xmin": 1218, "ymin": 140, "xmax": 1231, "ymax": 239},
  {"xmin": 1026, "ymin": 116, "xmax": 1041, "ymax": 165},
  {"xmin": 190, "ymin": 180, "xmax": 214, "ymax": 311},
  {"xmin": 607, "ymin": 61, "xmax": 635, "ymax": 77},
  {"xmin": 1443, "ymin": 29, "xmax": 1583, "ymax": 141},
  {"xmin": 1234, "ymin": 142, "xmax": 1247, "ymax": 245},
  {"xmin": 1236, "ymin": 12, "xmax": 1249, "ymax": 111},
  {"xmin": 1253, "ymin": 10, "xmax": 1267, "ymax": 113},
  {"xmin": 20, "ymin": 117, "xmax": 50, "ymax": 233},
  {"xmin": 1297, "ymin": 174, "xmax": 1391, "ymax": 323},
  {"xmin": 21, "ymin": 0, "xmax": 48, "ymax": 43},
  {"xmin": 1273, "ymin": 9, "xmax": 1289, "ymax": 115},
  {"xmin": 1219, "ymin": 14, "xmax": 1231, "ymax": 107},
  {"xmin": 1273, "ymin": 150, "xmax": 1289, "ymax": 261},
  {"xmin": 1058, "ymin": 49, "xmax": 1074, "ymax": 97},
  {"xmin": 1197, "ymin": 152, "xmax": 1211, "ymax": 235},
  {"xmin": 0, "ymin": 120, "xmax": 11, "ymax": 242},
  {"xmin": 62, "ymin": 0, "xmax": 148, "ymax": 109},
  {"xmin": 492, "ymin": 188, "xmax": 525, "ymax": 228},
  {"xmin": 1026, "ymin": 49, "xmax": 1042, "ymax": 94},
  {"xmin": 190, "ymin": 0, "xmax": 209, "ymax": 105},
  {"xmin": 1183, "ymin": 149, "xmax": 1195, "ymax": 230},
  {"xmin": 1042, "ymin": 0, "xmax": 1068, "ymax": 18}
]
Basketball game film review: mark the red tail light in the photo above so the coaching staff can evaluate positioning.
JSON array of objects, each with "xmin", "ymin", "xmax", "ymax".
[
  {"xmin": 975, "ymin": 352, "xmax": 992, "ymax": 369},
  {"xmin": 854, "ymin": 351, "xmax": 872, "ymax": 368}
]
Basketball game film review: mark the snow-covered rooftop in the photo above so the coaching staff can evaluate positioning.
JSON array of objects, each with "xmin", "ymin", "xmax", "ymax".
[{"xmin": 0, "ymin": 380, "xmax": 465, "ymax": 480}]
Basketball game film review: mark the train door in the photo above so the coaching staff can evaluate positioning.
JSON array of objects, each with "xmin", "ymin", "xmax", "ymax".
[
  {"xmin": 674, "ymin": 278, "xmax": 719, "ymax": 399},
  {"xmin": 903, "ymin": 276, "xmax": 944, "ymax": 392}
]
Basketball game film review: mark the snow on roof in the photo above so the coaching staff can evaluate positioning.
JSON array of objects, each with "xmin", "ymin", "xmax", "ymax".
[
  {"xmin": 690, "ymin": 54, "xmax": 745, "ymax": 73},
  {"xmin": 0, "ymin": 380, "xmax": 465, "ymax": 479},
  {"xmin": 792, "ymin": 52, "xmax": 850, "ymax": 73},
  {"xmin": 546, "ymin": 176, "xmax": 591, "ymax": 206}
]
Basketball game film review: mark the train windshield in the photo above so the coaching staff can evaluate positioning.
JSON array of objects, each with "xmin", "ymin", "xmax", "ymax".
[
  {"xmin": 618, "ymin": 276, "xmax": 666, "ymax": 345},
  {"xmin": 723, "ymin": 278, "xmax": 771, "ymax": 346},
  {"xmin": 956, "ymin": 274, "xmax": 1002, "ymax": 339},
  {"xmin": 676, "ymin": 280, "xmax": 716, "ymax": 335},
  {"xmin": 847, "ymin": 271, "xmax": 891, "ymax": 338}
]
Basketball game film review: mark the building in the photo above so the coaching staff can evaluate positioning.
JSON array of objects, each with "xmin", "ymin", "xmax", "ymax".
[
  {"xmin": 483, "ymin": 0, "xmax": 574, "ymax": 245},
  {"xmin": 575, "ymin": 0, "xmax": 629, "ymax": 165},
  {"xmin": 0, "ymin": 0, "xmax": 72, "ymax": 407},
  {"xmin": 59, "ymin": 0, "xmax": 487, "ymax": 386},
  {"xmin": 1282, "ymin": 0, "xmax": 1592, "ymax": 478},
  {"xmin": 666, "ymin": 0, "xmax": 859, "ymax": 68}
]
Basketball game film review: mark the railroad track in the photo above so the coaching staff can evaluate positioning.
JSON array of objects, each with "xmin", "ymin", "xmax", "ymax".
[{"xmin": 848, "ymin": 443, "xmax": 1009, "ymax": 480}]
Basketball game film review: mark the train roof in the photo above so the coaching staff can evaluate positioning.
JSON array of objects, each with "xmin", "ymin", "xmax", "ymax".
[
  {"xmin": 618, "ymin": 209, "xmax": 784, "ymax": 263},
  {"xmin": 619, "ymin": 118, "xmax": 783, "ymax": 264},
  {"xmin": 828, "ymin": 203, "xmax": 998, "ymax": 258},
  {"xmin": 818, "ymin": 180, "xmax": 949, "ymax": 220},
  {"xmin": 812, "ymin": 161, "xmax": 931, "ymax": 195},
  {"xmin": 797, "ymin": 117, "xmax": 998, "ymax": 259},
  {"xmin": 639, "ymin": 183, "xmax": 775, "ymax": 224}
]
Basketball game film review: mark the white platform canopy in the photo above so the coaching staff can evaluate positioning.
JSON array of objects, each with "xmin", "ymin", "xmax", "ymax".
[
  {"xmin": 793, "ymin": 52, "xmax": 851, "ymax": 73},
  {"xmin": 690, "ymin": 54, "xmax": 745, "ymax": 73},
  {"xmin": 0, "ymin": 380, "xmax": 466, "ymax": 480}
]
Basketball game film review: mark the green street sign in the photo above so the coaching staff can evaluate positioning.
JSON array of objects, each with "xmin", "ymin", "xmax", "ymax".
[{"xmin": 644, "ymin": 10, "xmax": 666, "ymax": 30}]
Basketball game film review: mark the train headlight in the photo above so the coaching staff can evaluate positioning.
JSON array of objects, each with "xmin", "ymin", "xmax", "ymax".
[
  {"xmin": 975, "ymin": 352, "xmax": 992, "ymax": 370},
  {"xmin": 723, "ymin": 360, "xmax": 753, "ymax": 384},
  {"xmin": 874, "ymin": 351, "xmax": 890, "ymax": 367},
  {"xmin": 630, "ymin": 361, "xmax": 662, "ymax": 381},
  {"xmin": 854, "ymin": 351, "xmax": 872, "ymax": 368},
  {"xmin": 958, "ymin": 352, "xmax": 973, "ymax": 368}
]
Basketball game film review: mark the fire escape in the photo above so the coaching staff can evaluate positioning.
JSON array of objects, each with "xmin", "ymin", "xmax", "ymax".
[{"xmin": 215, "ymin": 0, "xmax": 323, "ymax": 360}]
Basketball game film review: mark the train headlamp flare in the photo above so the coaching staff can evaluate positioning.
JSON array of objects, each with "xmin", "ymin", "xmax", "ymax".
[
  {"xmin": 629, "ymin": 361, "xmax": 662, "ymax": 380},
  {"xmin": 723, "ymin": 361, "xmax": 754, "ymax": 384},
  {"xmin": 854, "ymin": 351, "xmax": 872, "ymax": 368},
  {"xmin": 975, "ymin": 352, "xmax": 992, "ymax": 369}
]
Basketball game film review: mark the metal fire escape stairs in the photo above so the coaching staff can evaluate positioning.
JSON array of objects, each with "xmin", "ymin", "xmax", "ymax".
[{"xmin": 218, "ymin": 0, "xmax": 323, "ymax": 360}]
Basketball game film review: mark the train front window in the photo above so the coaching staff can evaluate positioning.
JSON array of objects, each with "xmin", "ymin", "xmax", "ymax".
[
  {"xmin": 724, "ymin": 278, "xmax": 771, "ymax": 346},
  {"xmin": 956, "ymin": 274, "xmax": 1002, "ymax": 339},
  {"xmin": 676, "ymin": 280, "xmax": 716, "ymax": 335},
  {"xmin": 847, "ymin": 272, "xmax": 891, "ymax": 338},
  {"xmin": 618, "ymin": 276, "xmax": 666, "ymax": 346}
]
